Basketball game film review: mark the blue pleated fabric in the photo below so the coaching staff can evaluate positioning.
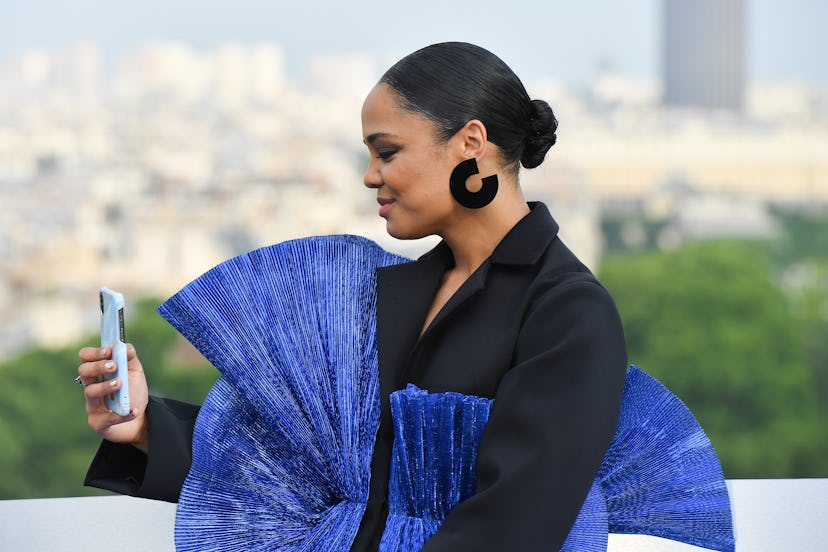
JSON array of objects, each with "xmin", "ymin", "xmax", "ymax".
[
  {"xmin": 598, "ymin": 365, "xmax": 735, "ymax": 552},
  {"xmin": 159, "ymin": 236, "xmax": 734, "ymax": 552},
  {"xmin": 158, "ymin": 235, "xmax": 407, "ymax": 552},
  {"xmin": 378, "ymin": 385, "xmax": 494, "ymax": 551}
]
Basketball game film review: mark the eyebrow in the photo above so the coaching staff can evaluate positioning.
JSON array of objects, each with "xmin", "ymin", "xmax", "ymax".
[{"xmin": 364, "ymin": 132, "xmax": 396, "ymax": 145}]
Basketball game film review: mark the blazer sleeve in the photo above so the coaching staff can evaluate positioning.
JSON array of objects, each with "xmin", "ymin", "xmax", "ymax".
[
  {"xmin": 421, "ymin": 278, "xmax": 628, "ymax": 551},
  {"xmin": 84, "ymin": 395, "xmax": 200, "ymax": 503}
]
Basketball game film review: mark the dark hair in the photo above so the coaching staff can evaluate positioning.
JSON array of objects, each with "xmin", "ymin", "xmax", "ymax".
[{"xmin": 380, "ymin": 42, "xmax": 558, "ymax": 170}]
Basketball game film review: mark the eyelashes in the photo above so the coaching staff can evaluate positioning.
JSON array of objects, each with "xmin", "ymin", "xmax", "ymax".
[{"xmin": 376, "ymin": 147, "xmax": 399, "ymax": 161}]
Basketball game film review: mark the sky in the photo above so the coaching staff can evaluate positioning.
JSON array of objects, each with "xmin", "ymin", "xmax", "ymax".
[{"xmin": 3, "ymin": 0, "xmax": 828, "ymax": 86}]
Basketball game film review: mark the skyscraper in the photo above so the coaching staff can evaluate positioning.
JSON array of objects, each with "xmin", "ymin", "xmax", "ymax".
[{"xmin": 662, "ymin": 0, "xmax": 746, "ymax": 110}]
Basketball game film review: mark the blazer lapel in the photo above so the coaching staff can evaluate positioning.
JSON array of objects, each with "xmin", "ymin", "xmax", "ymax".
[
  {"xmin": 376, "ymin": 252, "xmax": 446, "ymax": 397},
  {"xmin": 417, "ymin": 264, "xmax": 487, "ymax": 342},
  {"xmin": 375, "ymin": 203, "xmax": 559, "ymax": 391}
]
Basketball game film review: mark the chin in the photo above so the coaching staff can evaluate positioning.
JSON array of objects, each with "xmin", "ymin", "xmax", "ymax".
[{"xmin": 385, "ymin": 221, "xmax": 430, "ymax": 241}]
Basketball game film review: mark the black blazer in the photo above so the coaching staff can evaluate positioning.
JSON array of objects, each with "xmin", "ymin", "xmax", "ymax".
[{"xmin": 86, "ymin": 202, "xmax": 627, "ymax": 551}]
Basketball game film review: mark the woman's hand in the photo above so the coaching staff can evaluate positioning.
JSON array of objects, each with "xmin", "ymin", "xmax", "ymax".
[{"xmin": 77, "ymin": 344, "xmax": 150, "ymax": 453}]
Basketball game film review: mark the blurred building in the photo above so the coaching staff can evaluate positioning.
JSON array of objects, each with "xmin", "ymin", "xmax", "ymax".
[{"xmin": 662, "ymin": 0, "xmax": 746, "ymax": 110}]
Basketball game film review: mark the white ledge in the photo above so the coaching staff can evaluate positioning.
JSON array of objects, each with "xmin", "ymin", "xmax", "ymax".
[{"xmin": 0, "ymin": 479, "xmax": 826, "ymax": 551}]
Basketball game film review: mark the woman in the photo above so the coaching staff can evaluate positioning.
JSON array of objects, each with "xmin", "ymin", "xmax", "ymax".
[{"xmin": 78, "ymin": 42, "xmax": 627, "ymax": 551}]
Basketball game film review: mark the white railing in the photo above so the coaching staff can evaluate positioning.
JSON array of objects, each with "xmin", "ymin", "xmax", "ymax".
[{"xmin": 1, "ymin": 479, "xmax": 826, "ymax": 551}]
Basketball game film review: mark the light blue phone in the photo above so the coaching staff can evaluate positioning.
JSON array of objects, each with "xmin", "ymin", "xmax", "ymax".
[{"xmin": 100, "ymin": 287, "xmax": 130, "ymax": 416}]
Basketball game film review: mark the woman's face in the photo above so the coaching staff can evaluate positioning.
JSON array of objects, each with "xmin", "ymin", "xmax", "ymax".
[{"xmin": 361, "ymin": 83, "xmax": 460, "ymax": 240}]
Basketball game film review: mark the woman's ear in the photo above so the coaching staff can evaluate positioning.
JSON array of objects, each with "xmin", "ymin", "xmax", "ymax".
[{"xmin": 457, "ymin": 119, "xmax": 489, "ymax": 159}]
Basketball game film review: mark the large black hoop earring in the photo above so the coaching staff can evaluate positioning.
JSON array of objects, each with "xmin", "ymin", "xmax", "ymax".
[{"xmin": 449, "ymin": 158, "xmax": 498, "ymax": 209}]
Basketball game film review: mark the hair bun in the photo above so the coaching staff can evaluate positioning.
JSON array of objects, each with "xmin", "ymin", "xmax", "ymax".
[{"xmin": 521, "ymin": 99, "xmax": 558, "ymax": 169}]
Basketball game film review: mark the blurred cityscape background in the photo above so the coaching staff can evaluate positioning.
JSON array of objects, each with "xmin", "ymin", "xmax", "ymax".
[{"xmin": 1, "ymin": 0, "xmax": 826, "ymax": 498}]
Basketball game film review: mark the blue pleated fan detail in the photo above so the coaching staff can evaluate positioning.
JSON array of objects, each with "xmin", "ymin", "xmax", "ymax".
[
  {"xmin": 598, "ymin": 365, "xmax": 735, "ymax": 552},
  {"xmin": 158, "ymin": 235, "xmax": 407, "ymax": 552}
]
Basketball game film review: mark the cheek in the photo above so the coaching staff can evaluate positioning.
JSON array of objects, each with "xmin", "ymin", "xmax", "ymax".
[
  {"xmin": 386, "ymin": 152, "xmax": 454, "ymax": 204},
  {"xmin": 422, "ymin": 166, "xmax": 453, "ymax": 198}
]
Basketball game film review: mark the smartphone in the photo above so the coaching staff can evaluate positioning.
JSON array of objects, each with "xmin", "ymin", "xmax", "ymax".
[{"xmin": 100, "ymin": 286, "xmax": 131, "ymax": 416}]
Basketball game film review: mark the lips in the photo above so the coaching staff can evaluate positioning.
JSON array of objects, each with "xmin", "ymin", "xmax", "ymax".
[{"xmin": 377, "ymin": 197, "xmax": 395, "ymax": 217}]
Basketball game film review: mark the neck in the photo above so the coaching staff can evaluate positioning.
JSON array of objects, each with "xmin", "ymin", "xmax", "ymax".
[{"xmin": 440, "ymin": 187, "xmax": 530, "ymax": 276}]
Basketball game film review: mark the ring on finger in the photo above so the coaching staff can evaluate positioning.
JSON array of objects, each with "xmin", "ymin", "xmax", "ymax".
[{"xmin": 74, "ymin": 375, "xmax": 85, "ymax": 387}]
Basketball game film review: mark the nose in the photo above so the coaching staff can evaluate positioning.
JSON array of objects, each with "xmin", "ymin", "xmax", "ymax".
[{"xmin": 363, "ymin": 158, "xmax": 382, "ymax": 189}]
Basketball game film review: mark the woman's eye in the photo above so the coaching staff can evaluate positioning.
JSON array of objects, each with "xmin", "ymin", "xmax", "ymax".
[{"xmin": 377, "ymin": 148, "xmax": 398, "ymax": 160}]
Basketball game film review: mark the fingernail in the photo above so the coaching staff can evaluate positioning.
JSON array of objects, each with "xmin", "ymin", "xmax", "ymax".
[
  {"xmin": 109, "ymin": 378, "xmax": 119, "ymax": 387},
  {"xmin": 104, "ymin": 361, "xmax": 114, "ymax": 371},
  {"xmin": 99, "ymin": 348, "xmax": 107, "ymax": 357}
]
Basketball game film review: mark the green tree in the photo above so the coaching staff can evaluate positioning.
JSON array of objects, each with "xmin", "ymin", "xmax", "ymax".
[
  {"xmin": 770, "ymin": 208, "xmax": 828, "ymax": 264},
  {"xmin": 599, "ymin": 240, "xmax": 825, "ymax": 478}
]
